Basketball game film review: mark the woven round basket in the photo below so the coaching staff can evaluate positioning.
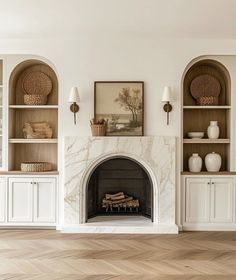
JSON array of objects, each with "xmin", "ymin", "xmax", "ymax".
[
  {"xmin": 190, "ymin": 74, "xmax": 221, "ymax": 100},
  {"xmin": 22, "ymin": 71, "xmax": 52, "ymax": 96},
  {"xmin": 21, "ymin": 162, "xmax": 52, "ymax": 172},
  {"xmin": 24, "ymin": 94, "xmax": 47, "ymax": 105},
  {"xmin": 90, "ymin": 124, "xmax": 107, "ymax": 136}
]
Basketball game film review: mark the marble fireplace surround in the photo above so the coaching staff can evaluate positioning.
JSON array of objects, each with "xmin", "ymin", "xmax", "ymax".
[{"xmin": 64, "ymin": 136, "xmax": 178, "ymax": 233}]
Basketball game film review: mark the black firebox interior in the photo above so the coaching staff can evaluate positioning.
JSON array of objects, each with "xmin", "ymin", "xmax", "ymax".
[{"xmin": 86, "ymin": 157, "xmax": 153, "ymax": 221}]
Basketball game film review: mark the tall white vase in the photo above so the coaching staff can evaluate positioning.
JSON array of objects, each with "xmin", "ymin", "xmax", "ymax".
[
  {"xmin": 207, "ymin": 121, "xmax": 219, "ymax": 139},
  {"xmin": 188, "ymin": 153, "xmax": 202, "ymax": 172},
  {"xmin": 205, "ymin": 152, "xmax": 222, "ymax": 172}
]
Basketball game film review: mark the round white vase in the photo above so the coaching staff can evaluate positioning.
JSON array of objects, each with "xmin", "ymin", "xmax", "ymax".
[
  {"xmin": 188, "ymin": 153, "xmax": 202, "ymax": 172},
  {"xmin": 207, "ymin": 121, "xmax": 219, "ymax": 139},
  {"xmin": 205, "ymin": 152, "xmax": 222, "ymax": 172}
]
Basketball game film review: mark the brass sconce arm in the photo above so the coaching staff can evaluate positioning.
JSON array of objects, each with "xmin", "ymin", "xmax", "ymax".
[
  {"xmin": 163, "ymin": 101, "xmax": 172, "ymax": 125},
  {"xmin": 162, "ymin": 86, "xmax": 173, "ymax": 125},
  {"xmin": 69, "ymin": 86, "xmax": 80, "ymax": 125},
  {"xmin": 70, "ymin": 102, "xmax": 80, "ymax": 125}
]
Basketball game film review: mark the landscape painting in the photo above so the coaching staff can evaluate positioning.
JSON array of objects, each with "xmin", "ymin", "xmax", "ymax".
[{"xmin": 94, "ymin": 81, "xmax": 144, "ymax": 136}]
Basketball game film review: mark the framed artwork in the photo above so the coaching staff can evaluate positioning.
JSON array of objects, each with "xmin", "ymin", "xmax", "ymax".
[{"xmin": 94, "ymin": 81, "xmax": 144, "ymax": 136}]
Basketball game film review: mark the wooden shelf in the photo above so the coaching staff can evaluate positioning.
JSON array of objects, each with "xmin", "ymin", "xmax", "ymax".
[
  {"xmin": 9, "ymin": 105, "xmax": 58, "ymax": 109},
  {"xmin": 183, "ymin": 139, "xmax": 230, "ymax": 144},
  {"xmin": 183, "ymin": 106, "xmax": 231, "ymax": 109},
  {"xmin": 9, "ymin": 139, "xmax": 58, "ymax": 144},
  {"xmin": 182, "ymin": 171, "xmax": 236, "ymax": 175}
]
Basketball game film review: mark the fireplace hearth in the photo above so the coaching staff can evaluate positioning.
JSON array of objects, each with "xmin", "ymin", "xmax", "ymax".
[{"xmin": 87, "ymin": 157, "xmax": 152, "ymax": 221}]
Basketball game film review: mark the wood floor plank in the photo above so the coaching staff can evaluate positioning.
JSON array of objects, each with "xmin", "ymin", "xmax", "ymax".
[{"xmin": 0, "ymin": 230, "xmax": 236, "ymax": 279}]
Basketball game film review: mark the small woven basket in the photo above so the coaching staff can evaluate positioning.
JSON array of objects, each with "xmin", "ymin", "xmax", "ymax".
[
  {"xmin": 90, "ymin": 124, "xmax": 107, "ymax": 136},
  {"xmin": 21, "ymin": 162, "xmax": 52, "ymax": 172},
  {"xmin": 196, "ymin": 96, "xmax": 218, "ymax": 106},
  {"xmin": 24, "ymin": 94, "xmax": 47, "ymax": 105}
]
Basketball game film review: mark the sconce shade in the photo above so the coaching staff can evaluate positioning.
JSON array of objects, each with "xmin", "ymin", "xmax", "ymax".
[
  {"xmin": 69, "ymin": 87, "xmax": 80, "ymax": 103},
  {"xmin": 162, "ymin": 86, "xmax": 172, "ymax": 102}
]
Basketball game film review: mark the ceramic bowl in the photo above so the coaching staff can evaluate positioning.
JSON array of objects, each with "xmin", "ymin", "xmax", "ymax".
[{"xmin": 187, "ymin": 132, "xmax": 204, "ymax": 139}]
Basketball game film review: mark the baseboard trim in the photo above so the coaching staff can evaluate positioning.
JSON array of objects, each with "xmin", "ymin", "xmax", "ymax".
[{"xmin": 182, "ymin": 224, "xmax": 236, "ymax": 231}]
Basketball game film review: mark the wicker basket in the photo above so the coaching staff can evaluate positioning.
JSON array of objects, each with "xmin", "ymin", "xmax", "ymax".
[
  {"xmin": 21, "ymin": 162, "xmax": 52, "ymax": 172},
  {"xmin": 24, "ymin": 94, "xmax": 47, "ymax": 105},
  {"xmin": 196, "ymin": 96, "xmax": 218, "ymax": 106},
  {"xmin": 22, "ymin": 71, "xmax": 53, "ymax": 96},
  {"xmin": 90, "ymin": 124, "xmax": 107, "ymax": 136}
]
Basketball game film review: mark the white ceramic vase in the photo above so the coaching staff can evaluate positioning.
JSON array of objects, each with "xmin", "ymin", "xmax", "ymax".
[
  {"xmin": 207, "ymin": 121, "xmax": 219, "ymax": 139},
  {"xmin": 188, "ymin": 153, "xmax": 202, "ymax": 172},
  {"xmin": 205, "ymin": 152, "xmax": 222, "ymax": 172}
]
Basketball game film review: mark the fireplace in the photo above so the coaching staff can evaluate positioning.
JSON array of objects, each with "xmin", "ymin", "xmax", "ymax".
[
  {"xmin": 87, "ymin": 157, "xmax": 153, "ymax": 221},
  {"xmin": 64, "ymin": 136, "xmax": 178, "ymax": 233}
]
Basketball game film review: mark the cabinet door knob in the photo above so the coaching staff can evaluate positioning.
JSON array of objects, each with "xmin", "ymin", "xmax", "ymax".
[
  {"xmin": 207, "ymin": 182, "xmax": 210, "ymax": 185},
  {"xmin": 212, "ymin": 182, "xmax": 215, "ymax": 185}
]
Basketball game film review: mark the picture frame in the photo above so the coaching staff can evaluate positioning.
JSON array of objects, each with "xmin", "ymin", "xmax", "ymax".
[{"xmin": 94, "ymin": 81, "xmax": 144, "ymax": 136}]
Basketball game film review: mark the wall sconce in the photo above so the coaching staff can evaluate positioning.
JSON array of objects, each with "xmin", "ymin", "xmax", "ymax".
[
  {"xmin": 69, "ymin": 87, "xmax": 80, "ymax": 125},
  {"xmin": 162, "ymin": 86, "xmax": 172, "ymax": 125}
]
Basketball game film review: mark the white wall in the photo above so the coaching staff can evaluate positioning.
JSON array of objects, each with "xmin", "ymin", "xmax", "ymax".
[{"xmin": 1, "ymin": 36, "xmax": 236, "ymax": 225}]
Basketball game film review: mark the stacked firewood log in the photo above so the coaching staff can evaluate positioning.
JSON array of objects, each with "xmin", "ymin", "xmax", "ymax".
[{"xmin": 102, "ymin": 192, "xmax": 139, "ymax": 212}]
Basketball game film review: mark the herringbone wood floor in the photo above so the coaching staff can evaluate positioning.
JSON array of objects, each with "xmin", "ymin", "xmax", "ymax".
[{"xmin": 0, "ymin": 230, "xmax": 236, "ymax": 279}]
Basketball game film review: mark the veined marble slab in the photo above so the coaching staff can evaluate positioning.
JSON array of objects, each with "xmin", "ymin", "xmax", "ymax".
[
  {"xmin": 62, "ymin": 215, "xmax": 178, "ymax": 234},
  {"xmin": 64, "ymin": 136, "xmax": 177, "ymax": 233}
]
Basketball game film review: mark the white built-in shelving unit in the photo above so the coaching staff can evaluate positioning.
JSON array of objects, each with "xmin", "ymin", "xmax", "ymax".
[
  {"xmin": 181, "ymin": 57, "xmax": 236, "ymax": 231},
  {"xmin": 0, "ymin": 57, "xmax": 59, "ymax": 227}
]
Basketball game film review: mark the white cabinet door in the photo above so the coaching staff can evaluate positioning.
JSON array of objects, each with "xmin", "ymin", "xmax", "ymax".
[
  {"xmin": 33, "ymin": 178, "xmax": 56, "ymax": 223},
  {"xmin": 8, "ymin": 178, "xmax": 33, "ymax": 222},
  {"xmin": 210, "ymin": 178, "xmax": 234, "ymax": 223},
  {"xmin": 0, "ymin": 177, "xmax": 6, "ymax": 222},
  {"xmin": 185, "ymin": 178, "xmax": 210, "ymax": 223}
]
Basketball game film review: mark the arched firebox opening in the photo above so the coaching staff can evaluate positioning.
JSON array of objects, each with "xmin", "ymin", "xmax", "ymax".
[{"xmin": 86, "ymin": 156, "xmax": 153, "ymax": 222}]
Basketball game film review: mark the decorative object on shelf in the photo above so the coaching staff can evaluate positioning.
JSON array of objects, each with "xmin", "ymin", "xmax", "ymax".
[
  {"xmin": 23, "ymin": 122, "xmax": 53, "ymax": 139},
  {"xmin": 23, "ymin": 94, "xmax": 47, "ymax": 105},
  {"xmin": 162, "ymin": 86, "xmax": 172, "ymax": 125},
  {"xmin": 21, "ymin": 162, "xmax": 52, "ymax": 172},
  {"xmin": 69, "ymin": 87, "xmax": 80, "ymax": 125},
  {"xmin": 207, "ymin": 121, "xmax": 219, "ymax": 139},
  {"xmin": 22, "ymin": 71, "xmax": 53, "ymax": 96},
  {"xmin": 187, "ymin": 132, "xmax": 204, "ymax": 139},
  {"xmin": 188, "ymin": 153, "xmax": 202, "ymax": 172},
  {"xmin": 90, "ymin": 118, "xmax": 107, "ymax": 136},
  {"xmin": 94, "ymin": 81, "xmax": 144, "ymax": 136},
  {"xmin": 190, "ymin": 74, "xmax": 221, "ymax": 105},
  {"xmin": 22, "ymin": 71, "xmax": 53, "ymax": 105},
  {"xmin": 205, "ymin": 152, "xmax": 222, "ymax": 172}
]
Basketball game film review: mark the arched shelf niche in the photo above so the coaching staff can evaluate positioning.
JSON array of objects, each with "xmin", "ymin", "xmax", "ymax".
[
  {"xmin": 182, "ymin": 58, "xmax": 231, "ymax": 173},
  {"xmin": 8, "ymin": 59, "xmax": 58, "ymax": 172}
]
